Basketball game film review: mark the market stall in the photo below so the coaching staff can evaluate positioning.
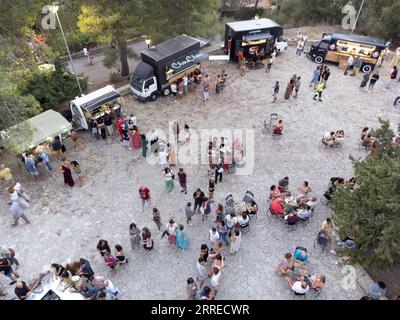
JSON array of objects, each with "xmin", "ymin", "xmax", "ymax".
[{"xmin": 0, "ymin": 110, "xmax": 73, "ymax": 155}]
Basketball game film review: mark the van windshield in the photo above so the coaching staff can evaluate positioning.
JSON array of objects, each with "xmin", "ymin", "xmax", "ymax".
[{"xmin": 130, "ymin": 74, "xmax": 144, "ymax": 91}]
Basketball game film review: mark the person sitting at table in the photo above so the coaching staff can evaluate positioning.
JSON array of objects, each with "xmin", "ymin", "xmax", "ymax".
[
  {"xmin": 285, "ymin": 276, "xmax": 310, "ymax": 295},
  {"xmin": 335, "ymin": 236, "xmax": 356, "ymax": 252},
  {"xmin": 285, "ymin": 212, "xmax": 300, "ymax": 225},
  {"xmin": 296, "ymin": 181, "xmax": 312, "ymax": 204},
  {"xmin": 273, "ymin": 120, "xmax": 284, "ymax": 135},
  {"xmin": 323, "ymin": 131, "xmax": 336, "ymax": 147},
  {"xmin": 294, "ymin": 248, "xmax": 309, "ymax": 263},
  {"xmin": 345, "ymin": 177, "xmax": 357, "ymax": 190},
  {"xmin": 306, "ymin": 197, "xmax": 318, "ymax": 212},
  {"xmin": 246, "ymin": 200, "xmax": 258, "ymax": 217},
  {"xmin": 270, "ymin": 197, "xmax": 285, "ymax": 215},
  {"xmin": 360, "ymin": 127, "xmax": 369, "ymax": 141},
  {"xmin": 335, "ymin": 130, "xmax": 345, "ymax": 146},
  {"xmin": 310, "ymin": 274, "xmax": 326, "ymax": 291},
  {"xmin": 362, "ymin": 133, "xmax": 374, "ymax": 148},
  {"xmin": 297, "ymin": 205, "xmax": 313, "ymax": 221},
  {"xmin": 278, "ymin": 176, "xmax": 289, "ymax": 193},
  {"xmin": 277, "ymin": 253, "xmax": 294, "ymax": 276},
  {"xmin": 238, "ymin": 212, "xmax": 250, "ymax": 228},
  {"xmin": 269, "ymin": 185, "xmax": 281, "ymax": 200}
]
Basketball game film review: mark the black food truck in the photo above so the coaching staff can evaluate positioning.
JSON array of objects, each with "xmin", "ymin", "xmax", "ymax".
[
  {"xmin": 130, "ymin": 34, "xmax": 208, "ymax": 101},
  {"xmin": 224, "ymin": 18, "xmax": 287, "ymax": 62},
  {"xmin": 307, "ymin": 32, "xmax": 388, "ymax": 72}
]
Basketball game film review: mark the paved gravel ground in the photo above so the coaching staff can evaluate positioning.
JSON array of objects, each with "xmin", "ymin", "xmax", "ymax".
[{"xmin": 1, "ymin": 47, "xmax": 399, "ymax": 300}]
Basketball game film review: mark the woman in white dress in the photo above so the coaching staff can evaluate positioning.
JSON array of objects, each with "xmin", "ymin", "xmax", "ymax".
[{"xmin": 229, "ymin": 230, "xmax": 242, "ymax": 255}]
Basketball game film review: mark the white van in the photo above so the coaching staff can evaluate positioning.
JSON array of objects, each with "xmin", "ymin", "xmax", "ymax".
[{"xmin": 70, "ymin": 85, "xmax": 122, "ymax": 130}]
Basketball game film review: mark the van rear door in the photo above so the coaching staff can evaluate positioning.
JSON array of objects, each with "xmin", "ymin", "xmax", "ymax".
[{"xmin": 70, "ymin": 102, "xmax": 88, "ymax": 130}]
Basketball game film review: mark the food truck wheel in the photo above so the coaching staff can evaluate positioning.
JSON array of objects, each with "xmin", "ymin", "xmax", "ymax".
[
  {"xmin": 362, "ymin": 64, "xmax": 373, "ymax": 73},
  {"xmin": 150, "ymin": 92, "xmax": 159, "ymax": 101},
  {"xmin": 314, "ymin": 56, "xmax": 324, "ymax": 64},
  {"xmin": 162, "ymin": 87, "xmax": 171, "ymax": 96}
]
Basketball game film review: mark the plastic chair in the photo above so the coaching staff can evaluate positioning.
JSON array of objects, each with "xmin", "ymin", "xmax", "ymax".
[
  {"xmin": 242, "ymin": 190, "xmax": 255, "ymax": 204},
  {"xmin": 225, "ymin": 194, "xmax": 236, "ymax": 208}
]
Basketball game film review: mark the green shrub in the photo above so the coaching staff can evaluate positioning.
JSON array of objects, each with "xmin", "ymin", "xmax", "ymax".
[{"xmin": 66, "ymin": 32, "xmax": 98, "ymax": 54}]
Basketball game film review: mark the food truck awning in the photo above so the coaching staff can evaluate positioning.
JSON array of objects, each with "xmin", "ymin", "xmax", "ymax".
[
  {"xmin": 243, "ymin": 32, "xmax": 273, "ymax": 42},
  {"xmin": 0, "ymin": 110, "xmax": 72, "ymax": 154},
  {"xmin": 80, "ymin": 91, "xmax": 121, "ymax": 113},
  {"xmin": 167, "ymin": 50, "xmax": 209, "ymax": 77}
]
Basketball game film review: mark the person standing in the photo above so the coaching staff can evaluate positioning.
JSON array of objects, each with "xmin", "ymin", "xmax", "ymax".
[
  {"xmin": 152, "ymin": 208, "xmax": 162, "ymax": 232},
  {"xmin": 321, "ymin": 68, "xmax": 331, "ymax": 85},
  {"xmin": 131, "ymin": 127, "xmax": 141, "ymax": 160},
  {"xmin": 284, "ymin": 78, "xmax": 295, "ymax": 100},
  {"xmin": 313, "ymin": 82, "xmax": 325, "ymax": 102},
  {"xmin": 272, "ymin": 81, "xmax": 280, "ymax": 103},
  {"xmin": 183, "ymin": 75, "xmax": 188, "ymax": 95},
  {"xmin": 215, "ymin": 162, "xmax": 223, "ymax": 184},
  {"xmin": 344, "ymin": 55, "xmax": 355, "ymax": 76},
  {"xmin": 171, "ymin": 82, "xmax": 178, "ymax": 102},
  {"xmin": 104, "ymin": 114, "xmax": 113, "ymax": 137},
  {"xmin": 193, "ymin": 188, "xmax": 205, "ymax": 213},
  {"xmin": 368, "ymin": 71, "xmax": 380, "ymax": 92},
  {"xmin": 389, "ymin": 48, "xmax": 400, "ymax": 68},
  {"xmin": 185, "ymin": 202, "xmax": 194, "ymax": 225},
  {"xmin": 51, "ymin": 136, "xmax": 63, "ymax": 161},
  {"xmin": 88, "ymin": 48, "xmax": 94, "ymax": 65},
  {"xmin": 309, "ymin": 66, "xmax": 321, "ymax": 89},
  {"xmin": 159, "ymin": 148, "xmax": 169, "ymax": 170},
  {"xmin": 293, "ymin": 77, "xmax": 301, "ymax": 98},
  {"xmin": 229, "ymin": 230, "xmax": 242, "ymax": 255},
  {"xmin": 209, "ymin": 227, "xmax": 220, "ymax": 246},
  {"xmin": 83, "ymin": 47, "xmax": 88, "ymax": 59},
  {"xmin": 140, "ymin": 134, "xmax": 148, "ymax": 158},
  {"xmin": 208, "ymin": 178, "xmax": 215, "ymax": 200},
  {"xmin": 176, "ymin": 224, "xmax": 189, "ymax": 251},
  {"xmin": 296, "ymin": 39, "xmax": 304, "ymax": 57},
  {"xmin": 177, "ymin": 79, "xmax": 184, "ymax": 99},
  {"xmin": 265, "ymin": 57, "xmax": 273, "ymax": 74},
  {"xmin": 117, "ymin": 118, "xmax": 124, "ymax": 141},
  {"xmin": 202, "ymin": 74, "xmax": 210, "ymax": 102},
  {"xmin": 386, "ymin": 66, "xmax": 398, "ymax": 89},
  {"xmin": 24, "ymin": 154, "xmax": 39, "ymax": 181},
  {"xmin": 60, "ymin": 160, "xmax": 74, "ymax": 187},
  {"xmin": 360, "ymin": 71, "xmax": 370, "ymax": 91},
  {"xmin": 0, "ymin": 164, "xmax": 13, "ymax": 188},
  {"xmin": 196, "ymin": 257, "xmax": 208, "ymax": 288},
  {"xmin": 129, "ymin": 223, "xmax": 141, "ymax": 250},
  {"xmin": 70, "ymin": 129, "xmax": 82, "ymax": 148},
  {"xmin": 217, "ymin": 220, "xmax": 229, "ymax": 246},
  {"xmin": 164, "ymin": 168, "xmax": 174, "ymax": 192},
  {"xmin": 321, "ymin": 218, "xmax": 334, "ymax": 245},
  {"xmin": 172, "ymin": 121, "xmax": 180, "ymax": 143},
  {"xmin": 185, "ymin": 277, "xmax": 198, "ymax": 300},
  {"xmin": 161, "ymin": 219, "xmax": 178, "ymax": 243},
  {"xmin": 96, "ymin": 240, "xmax": 111, "ymax": 257},
  {"xmin": 71, "ymin": 161, "xmax": 84, "ymax": 186},
  {"xmin": 353, "ymin": 55, "xmax": 362, "ymax": 77},
  {"xmin": 177, "ymin": 168, "xmax": 187, "ymax": 194},
  {"xmin": 141, "ymin": 227, "xmax": 154, "ymax": 251}
]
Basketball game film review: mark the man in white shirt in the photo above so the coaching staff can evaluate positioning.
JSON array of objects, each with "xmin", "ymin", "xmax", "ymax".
[
  {"xmin": 225, "ymin": 213, "xmax": 237, "ymax": 235},
  {"xmin": 196, "ymin": 257, "xmax": 207, "ymax": 288},
  {"xmin": 129, "ymin": 114, "xmax": 137, "ymax": 127},
  {"xmin": 291, "ymin": 277, "xmax": 310, "ymax": 295},
  {"xmin": 209, "ymin": 228, "xmax": 220, "ymax": 245},
  {"xmin": 297, "ymin": 206, "xmax": 312, "ymax": 220},
  {"xmin": 210, "ymin": 267, "xmax": 222, "ymax": 293},
  {"xmin": 83, "ymin": 47, "xmax": 88, "ymax": 57},
  {"xmin": 344, "ymin": 55, "xmax": 355, "ymax": 75},
  {"xmin": 323, "ymin": 132, "xmax": 336, "ymax": 147}
]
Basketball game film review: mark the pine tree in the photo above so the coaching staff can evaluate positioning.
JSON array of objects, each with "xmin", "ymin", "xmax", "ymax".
[{"xmin": 331, "ymin": 119, "xmax": 400, "ymax": 269}]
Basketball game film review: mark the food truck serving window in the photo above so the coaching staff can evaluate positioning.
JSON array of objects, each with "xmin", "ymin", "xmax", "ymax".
[
  {"xmin": 336, "ymin": 40, "xmax": 376, "ymax": 57},
  {"xmin": 166, "ymin": 51, "xmax": 208, "ymax": 80},
  {"xmin": 81, "ymin": 91, "xmax": 121, "ymax": 113}
]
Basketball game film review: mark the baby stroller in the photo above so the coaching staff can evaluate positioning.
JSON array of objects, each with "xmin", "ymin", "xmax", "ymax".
[{"xmin": 262, "ymin": 113, "xmax": 278, "ymax": 135}]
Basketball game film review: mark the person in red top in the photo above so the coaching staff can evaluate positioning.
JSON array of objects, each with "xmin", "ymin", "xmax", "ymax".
[
  {"xmin": 131, "ymin": 126, "xmax": 141, "ymax": 160},
  {"xmin": 117, "ymin": 118, "xmax": 124, "ymax": 141},
  {"xmin": 270, "ymin": 197, "xmax": 285, "ymax": 215},
  {"xmin": 139, "ymin": 186, "xmax": 151, "ymax": 213}
]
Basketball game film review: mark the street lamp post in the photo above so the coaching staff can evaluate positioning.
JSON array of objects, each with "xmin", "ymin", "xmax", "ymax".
[
  {"xmin": 351, "ymin": 0, "xmax": 366, "ymax": 34},
  {"xmin": 51, "ymin": 4, "xmax": 83, "ymax": 95},
  {"xmin": 145, "ymin": 38, "xmax": 151, "ymax": 49}
]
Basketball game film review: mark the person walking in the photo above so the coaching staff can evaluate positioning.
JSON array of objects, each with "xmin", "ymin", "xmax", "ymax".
[
  {"xmin": 161, "ymin": 219, "xmax": 178, "ymax": 243},
  {"xmin": 129, "ymin": 223, "xmax": 141, "ymax": 250},
  {"xmin": 229, "ymin": 230, "xmax": 242, "ymax": 255},
  {"xmin": 177, "ymin": 168, "xmax": 187, "ymax": 194},
  {"xmin": 164, "ymin": 168, "xmax": 174, "ymax": 192},
  {"xmin": 139, "ymin": 186, "xmax": 151, "ymax": 212},
  {"xmin": 201, "ymin": 197, "xmax": 211, "ymax": 222},
  {"xmin": 313, "ymin": 82, "xmax": 325, "ymax": 102},
  {"xmin": 152, "ymin": 207, "xmax": 162, "ymax": 232},
  {"xmin": 176, "ymin": 224, "xmax": 189, "ymax": 251},
  {"xmin": 215, "ymin": 162, "xmax": 223, "ymax": 184},
  {"xmin": 24, "ymin": 154, "xmax": 39, "ymax": 181},
  {"xmin": 38, "ymin": 150, "xmax": 52, "ymax": 173},
  {"xmin": 293, "ymin": 77, "xmax": 301, "ymax": 98},
  {"xmin": 202, "ymin": 74, "xmax": 210, "ymax": 102},
  {"xmin": 8, "ymin": 187, "xmax": 30, "ymax": 227},
  {"xmin": 115, "ymin": 245, "xmax": 128, "ymax": 265},
  {"xmin": 185, "ymin": 202, "xmax": 194, "ymax": 225},
  {"xmin": 60, "ymin": 160, "xmax": 74, "ymax": 187},
  {"xmin": 272, "ymin": 81, "xmax": 280, "ymax": 103},
  {"xmin": 140, "ymin": 134, "xmax": 148, "ymax": 158},
  {"xmin": 97, "ymin": 240, "xmax": 111, "ymax": 257}
]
